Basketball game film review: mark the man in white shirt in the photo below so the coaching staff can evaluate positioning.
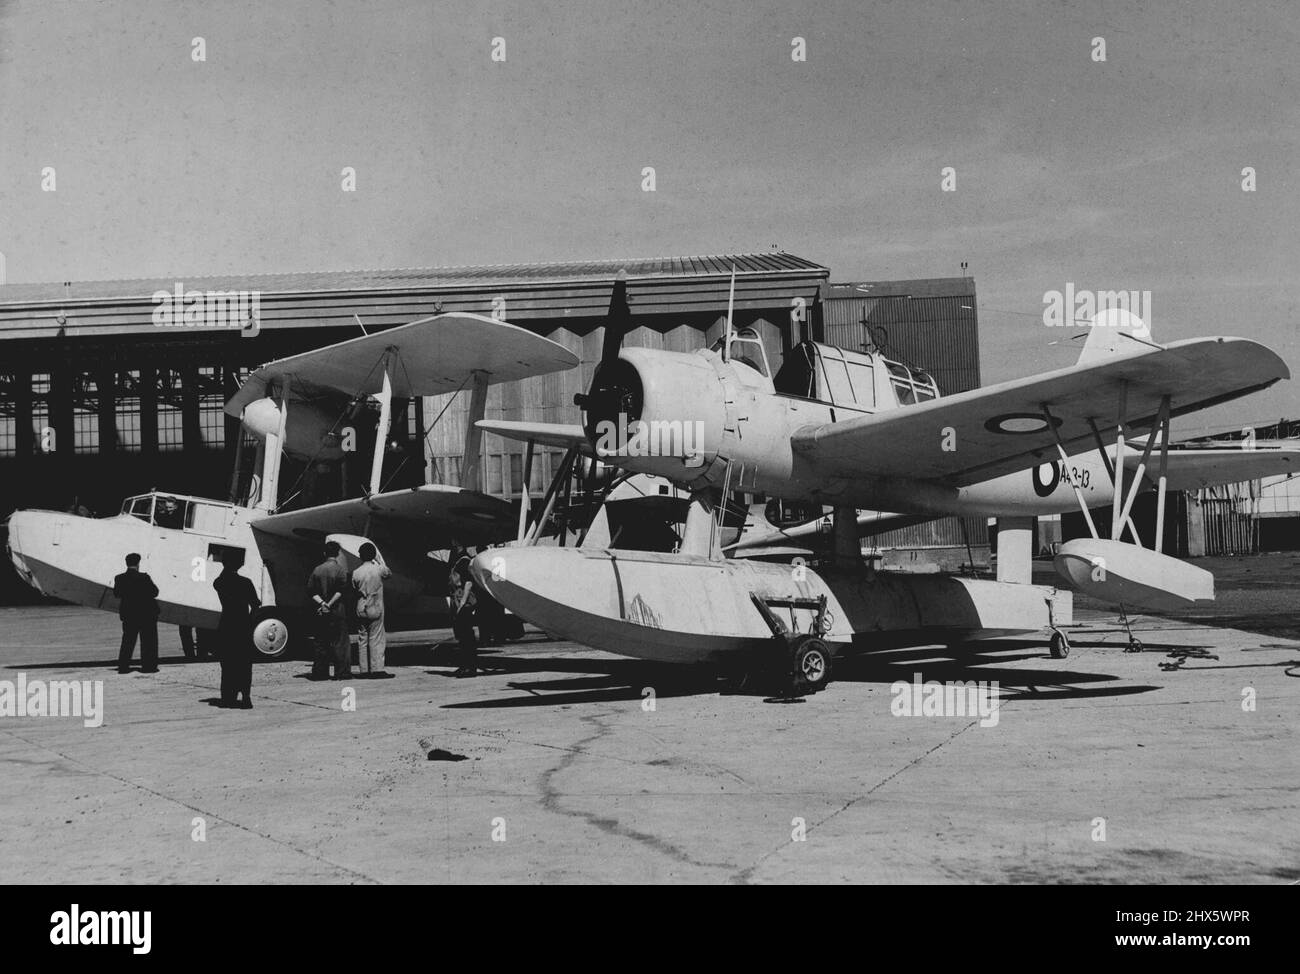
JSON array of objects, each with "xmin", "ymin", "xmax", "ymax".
[{"xmin": 351, "ymin": 542, "xmax": 393, "ymax": 678}]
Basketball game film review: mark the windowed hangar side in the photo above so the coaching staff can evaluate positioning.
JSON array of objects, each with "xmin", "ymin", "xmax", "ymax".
[{"xmin": 0, "ymin": 258, "xmax": 983, "ymax": 604}]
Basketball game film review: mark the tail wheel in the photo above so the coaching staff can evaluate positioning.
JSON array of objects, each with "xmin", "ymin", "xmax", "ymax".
[
  {"xmin": 789, "ymin": 636, "xmax": 834, "ymax": 696},
  {"xmin": 1049, "ymin": 629, "xmax": 1070, "ymax": 660},
  {"xmin": 251, "ymin": 609, "xmax": 292, "ymax": 660}
]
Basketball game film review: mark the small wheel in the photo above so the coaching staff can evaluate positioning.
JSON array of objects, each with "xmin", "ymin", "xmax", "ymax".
[
  {"xmin": 251, "ymin": 610, "xmax": 292, "ymax": 660},
  {"xmin": 789, "ymin": 636, "xmax": 834, "ymax": 695},
  {"xmin": 1126, "ymin": 637, "xmax": 1143, "ymax": 654},
  {"xmin": 1049, "ymin": 629, "xmax": 1070, "ymax": 660}
]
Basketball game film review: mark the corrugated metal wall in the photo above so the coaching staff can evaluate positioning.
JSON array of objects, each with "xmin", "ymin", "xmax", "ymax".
[
  {"xmin": 822, "ymin": 279, "xmax": 984, "ymax": 552},
  {"xmin": 821, "ymin": 283, "xmax": 980, "ymax": 395}
]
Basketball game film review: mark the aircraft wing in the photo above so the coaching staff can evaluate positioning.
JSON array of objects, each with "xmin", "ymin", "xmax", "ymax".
[
  {"xmin": 249, "ymin": 484, "xmax": 514, "ymax": 547},
  {"xmin": 476, "ymin": 419, "xmax": 593, "ymax": 454},
  {"xmin": 792, "ymin": 337, "xmax": 1288, "ymax": 487},
  {"xmin": 1131, "ymin": 443, "xmax": 1300, "ymax": 491},
  {"xmin": 226, "ymin": 313, "xmax": 580, "ymax": 416}
]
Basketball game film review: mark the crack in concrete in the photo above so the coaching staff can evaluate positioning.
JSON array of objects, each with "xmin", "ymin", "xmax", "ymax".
[
  {"xmin": 538, "ymin": 712, "xmax": 734, "ymax": 874},
  {"xmin": 731, "ymin": 719, "xmax": 978, "ymax": 884}
]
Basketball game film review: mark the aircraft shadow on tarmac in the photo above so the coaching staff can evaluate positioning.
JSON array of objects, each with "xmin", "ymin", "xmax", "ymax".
[
  {"xmin": 4, "ymin": 636, "xmax": 1168, "ymax": 707},
  {"xmin": 428, "ymin": 637, "xmax": 1161, "ymax": 708},
  {"xmin": 8, "ymin": 656, "xmax": 218, "ymax": 671}
]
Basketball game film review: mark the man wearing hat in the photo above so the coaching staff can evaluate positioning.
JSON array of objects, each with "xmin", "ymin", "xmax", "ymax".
[{"xmin": 113, "ymin": 552, "xmax": 160, "ymax": 673}]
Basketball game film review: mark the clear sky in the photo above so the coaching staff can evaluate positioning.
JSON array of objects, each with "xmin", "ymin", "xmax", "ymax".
[{"xmin": 1, "ymin": 0, "xmax": 1297, "ymax": 432}]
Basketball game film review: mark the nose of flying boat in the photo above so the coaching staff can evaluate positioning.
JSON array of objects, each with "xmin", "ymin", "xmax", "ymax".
[
  {"xmin": 469, "ymin": 546, "xmax": 580, "ymax": 625},
  {"xmin": 5, "ymin": 507, "xmax": 105, "ymax": 596},
  {"xmin": 6, "ymin": 509, "xmax": 52, "ymax": 591},
  {"xmin": 470, "ymin": 548, "xmax": 516, "ymax": 601}
]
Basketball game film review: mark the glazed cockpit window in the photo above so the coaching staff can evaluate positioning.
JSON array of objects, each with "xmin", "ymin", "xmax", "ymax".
[{"xmin": 152, "ymin": 494, "xmax": 185, "ymax": 529}]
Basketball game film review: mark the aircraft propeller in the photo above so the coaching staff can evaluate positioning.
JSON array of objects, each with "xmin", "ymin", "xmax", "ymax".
[{"xmin": 575, "ymin": 270, "xmax": 643, "ymax": 446}]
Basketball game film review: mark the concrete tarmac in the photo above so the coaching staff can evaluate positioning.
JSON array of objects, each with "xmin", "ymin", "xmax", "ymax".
[{"xmin": 0, "ymin": 602, "xmax": 1297, "ymax": 884}]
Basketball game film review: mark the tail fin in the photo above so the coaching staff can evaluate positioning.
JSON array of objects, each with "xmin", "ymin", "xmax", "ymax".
[{"xmin": 1077, "ymin": 308, "xmax": 1152, "ymax": 364}]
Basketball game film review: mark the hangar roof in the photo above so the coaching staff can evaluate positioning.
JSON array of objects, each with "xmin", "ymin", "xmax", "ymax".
[
  {"xmin": 0, "ymin": 253, "xmax": 826, "ymax": 304},
  {"xmin": 0, "ymin": 253, "xmax": 829, "ymax": 340}
]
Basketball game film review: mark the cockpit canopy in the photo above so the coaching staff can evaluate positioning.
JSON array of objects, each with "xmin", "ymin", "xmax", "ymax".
[
  {"xmin": 885, "ymin": 360, "xmax": 940, "ymax": 405},
  {"xmin": 120, "ymin": 492, "xmax": 234, "ymax": 534},
  {"xmin": 709, "ymin": 327, "xmax": 772, "ymax": 378},
  {"xmin": 773, "ymin": 340, "xmax": 939, "ymax": 409}
]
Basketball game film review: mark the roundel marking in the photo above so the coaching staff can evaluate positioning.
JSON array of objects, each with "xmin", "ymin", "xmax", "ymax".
[
  {"xmin": 983, "ymin": 412, "xmax": 1062, "ymax": 435},
  {"xmin": 1032, "ymin": 460, "xmax": 1062, "ymax": 497}
]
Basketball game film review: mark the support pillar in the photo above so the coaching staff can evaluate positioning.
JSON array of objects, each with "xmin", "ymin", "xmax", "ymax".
[
  {"xmin": 15, "ymin": 369, "xmax": 33, "ymax": 459},
  {"xmin": 139, "ymin": 365, "xmax": 158, "ymax": 457},
  {"xmin": 460, "ymin": 370, "xmax": 489, "ymax": 492},
  {"xmin": 832, "ymin": 504, "xmax": 860, "ymax": 566},
  {"xmin": 995, "ymin": 516, "xmax": 1035, "ymax": 584},
  {"xmin": 96, "ymin": 363, "xmax": 116, "ymax": 454},
  {"xmin": 681, "ymin": 490, "xmax": 715, "ymax": 557},
  {"xmin": 181, "ymin": 363, "xmax": 201, "ymax": 454}
]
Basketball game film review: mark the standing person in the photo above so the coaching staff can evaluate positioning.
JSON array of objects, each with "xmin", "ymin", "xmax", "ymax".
[
  {"xmin": 213, "ymin": 553, "xmax": 260, "ymax": 709},
  {"xmin": 351, "ymin": 542, "xmax": 393, "ymax": 679},
  {"xmin": 308, "ymin": 541, "xmax": 351, "ymax": 680},
  {"xmin": 113, "ymin": 553, "xmax": 159, "ymax": 674},
  {"xmin": 447, "ymin": 544, "xmax": 478, "ymax": 678}
]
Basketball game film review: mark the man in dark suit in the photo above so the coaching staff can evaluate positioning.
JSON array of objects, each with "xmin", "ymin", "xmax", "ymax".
[
  {"xmin": 113, "ymin": 553, "xmax": 159, "ymax": 673},
  {"xmin": 308, "ymin": 541, "xmax": 352, "ymax": 680}
]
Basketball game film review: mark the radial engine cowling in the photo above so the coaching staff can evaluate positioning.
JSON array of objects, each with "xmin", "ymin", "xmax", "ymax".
[
  {"xmin": 242, "ymin": 397, "xmax": 347, "ymax": 461},
  {"xmin": 581, "ymin": 348, "xmax": 729, "ymax": 482}
]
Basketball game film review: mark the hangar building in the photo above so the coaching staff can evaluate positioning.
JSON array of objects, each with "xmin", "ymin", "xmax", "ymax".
[{"xmin": 0, "ymin": 254, "xmax": 984, "ymax": 602}]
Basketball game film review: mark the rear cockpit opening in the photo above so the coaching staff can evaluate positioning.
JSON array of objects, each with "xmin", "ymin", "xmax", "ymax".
[
  {"xmin": 886, "ymin": 361, "xmax": 939, "ymax": 405},
  {"xmin": 774, "ymin": 340, "xmax": 940, "ymax": 410}
]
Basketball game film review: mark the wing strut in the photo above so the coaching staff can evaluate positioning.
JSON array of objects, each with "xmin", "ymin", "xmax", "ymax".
[
  {"xmin": 524, "ymin": 447, "xmax": 578, "ymax": 545},
  {"xmin": 1041, "ymin": 403, "xmax": 1099, "ymax": 539},
  {"xmin": 1055, "ymin": 396, "xmax": 1174, "ymax": 552},
  {"xmin": 516, "ymin": 439, "xmax": 535, "ymax": 542},
  {"xmin": 1115, "ymin": 395, "xmax": 1171, "ymax": 537},
  {"xmin": 1153, "ymin": 399, "xmax": 1173, "ymax": 554},
  {"xmin": 252, "ymin": 377, "xmax": 290, "ymax": 512},
  {"xmin": 1110, "ymin": 381, "xmax": 1127, "ymax": 541},
  {"xmin": 460, "ymin": 370, "xmax": 490, "ymax": 491},
  {"xmin": 367, "ymin": 353, "xmax": 394, "ymax": 496},
  {"xmin": 1085, "ymin": 416, "xmax": 1141, "ymax": 543}
]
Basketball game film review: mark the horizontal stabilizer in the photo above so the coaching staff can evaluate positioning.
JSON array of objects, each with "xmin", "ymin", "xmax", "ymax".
[
  {"xmin": 477, "ymin": 419, "xmax": 592, "ymax": 454},
  {"xmin": 1129, "ymin": 441, "xmax": 1300, "ymax": 490}
]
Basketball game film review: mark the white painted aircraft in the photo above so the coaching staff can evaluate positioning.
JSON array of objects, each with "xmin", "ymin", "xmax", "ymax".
[
  {"xmin": 472, "ymin": 280, "xmax": 1294, "ymax": 694},
  {"xmin": 5, "ymin": 313, "xmax": 578, "ymax": 658}
]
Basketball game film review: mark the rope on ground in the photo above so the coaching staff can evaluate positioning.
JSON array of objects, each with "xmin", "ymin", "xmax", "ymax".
[{"xmin": 1158, "ymin": 646, "xmax": 1221, "ymax": 671}]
